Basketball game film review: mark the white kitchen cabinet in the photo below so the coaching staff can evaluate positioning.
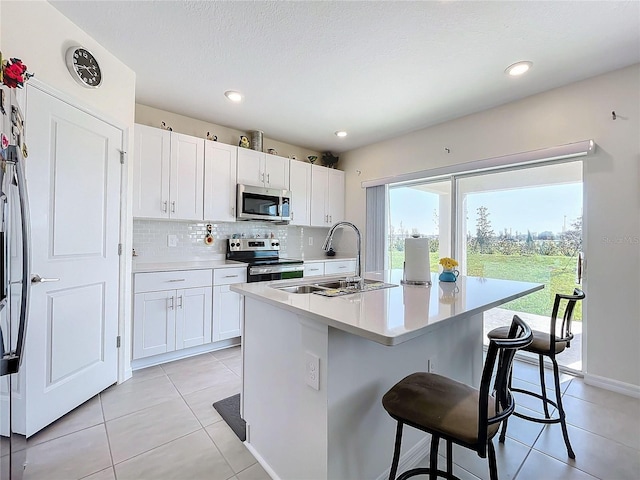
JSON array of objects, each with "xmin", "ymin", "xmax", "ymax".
[
  {"xmin": 133, "ymin": 269, "xmax": 213, "ymax": 359},
  {"xmin": 324, "ymin": 259, "xmax": 356, "ymax": 276},
  {"xmin": 204, "ymin": 140, "xmax": 237, "ymax": 222},
  {"xmin": 237, "ymin": 149, "xmax": 290, "ymax": 189},
  {"xmin": 133, "ymin": 124, "xmax": 204, "ymax": 220},
  {"xmin": 303, "ymin": 261, "xmax": 325, "ymax": 277},
  {"xmin": 213, "ymin": 267, "xmax": 247, "ymax": 341},
  {"xmin": 289, "ymin": 160, "xmax": 311, "ymax": 226},
  {"xmin": 310, "ymin": 165, "xmax": 345, "ymax": 226}
]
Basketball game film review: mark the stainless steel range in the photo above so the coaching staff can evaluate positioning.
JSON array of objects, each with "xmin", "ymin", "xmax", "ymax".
[{"xmin": 226, "ymin": 238, "xmax": 304, "ymax": 283}]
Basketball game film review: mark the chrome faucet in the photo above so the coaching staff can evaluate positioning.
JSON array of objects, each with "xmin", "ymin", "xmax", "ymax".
[{"xmin": 322, "ymin": 221, "xmax": 363, "ymax": 289}]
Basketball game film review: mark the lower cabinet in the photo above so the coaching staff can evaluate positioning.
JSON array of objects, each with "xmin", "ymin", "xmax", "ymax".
[
  {"xmin": 133, "ymin": 269, "xmax": 213, "ymax": 360},
  {"xmin": 212, "ymin": 267, "xmax": 247, "ymax": 341}
]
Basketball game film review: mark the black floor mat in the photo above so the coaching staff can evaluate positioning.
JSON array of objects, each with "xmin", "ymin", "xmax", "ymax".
[{"xmin": 212, "ymin": 394, "xmax": 246, "ymax": 441}]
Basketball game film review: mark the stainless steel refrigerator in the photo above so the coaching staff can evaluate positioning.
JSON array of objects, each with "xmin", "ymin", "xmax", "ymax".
[{"xmin": 0, "ymin": 84, "xmax": 31, "ymax": 480}]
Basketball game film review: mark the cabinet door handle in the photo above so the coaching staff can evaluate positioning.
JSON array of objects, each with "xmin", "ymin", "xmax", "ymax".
[
  {"xmin": 260, "ymin": 172, "xmax": 265, "ymax": 183},
  {"xmin": 162, "ymin": 201, "xmax": 168, "ymax": 212},
  {"xmin": 338, "ymin": 266, "xmax": 347, "ymax": 269},
  {"xmin": 171, "ymin": 201, "xmax": 176, "ymax": 213},
  {"xmin": 177, "ymin": 295, "xmax": 183, "ymax": 308},
  {"xmin": 224, "ymin": 274, "xmax": 239, "ymax": 278},
  {"xmin": 308, "ymin": 268, "xmax": 320, "ymax": 271},
  {"xmin": 329, "ymin": 215, "xmax": 332, "ymax": 223},
  {"xmin": 168, "ymin": 296, "xmax": 174, "ymax": 310},
  {"xmin": 267, "ymin": 173, "xmax": 270, "ymax": 185},
  {"xmin": 167, "ymin": 279, "xmax": 186, "ymax": 282}
]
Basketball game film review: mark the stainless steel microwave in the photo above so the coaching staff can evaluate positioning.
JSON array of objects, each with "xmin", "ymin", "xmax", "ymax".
[{"xmin": 236, "ymin": 184, "xmax": 291, "ymax": 223}]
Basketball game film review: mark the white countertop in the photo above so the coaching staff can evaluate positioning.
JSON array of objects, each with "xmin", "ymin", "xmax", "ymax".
[
  {"xmin": 133, "ymin": 259, "xmax": 245, "ymax": 273},
  {"xmin": 231, "ymin": 269, "xmax": 544, "ymax": 346}
]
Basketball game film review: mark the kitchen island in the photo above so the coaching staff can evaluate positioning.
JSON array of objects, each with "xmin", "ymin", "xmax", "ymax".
[{"xmin": 231, "ymin": 270, "xmax": 543, "ymax": 480}]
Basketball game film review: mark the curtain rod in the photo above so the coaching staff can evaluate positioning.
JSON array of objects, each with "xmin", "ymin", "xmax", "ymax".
[{"xmin": 361, "ymin": 140, "xmax": 595, "ymax": 188}]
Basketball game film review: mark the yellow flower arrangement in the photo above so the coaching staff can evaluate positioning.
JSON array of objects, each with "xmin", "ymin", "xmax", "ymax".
[{"xmin": 439, "ymin": 257, "xmax": 459, "ymax": 270}]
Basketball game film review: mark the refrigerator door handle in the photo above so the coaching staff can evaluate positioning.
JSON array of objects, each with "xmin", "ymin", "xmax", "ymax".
[{"xmin": 9, "ymin": 145, "xmax": 32, "ymax": 372}]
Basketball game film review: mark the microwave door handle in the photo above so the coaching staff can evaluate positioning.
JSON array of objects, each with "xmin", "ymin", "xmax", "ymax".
[{"xmin": 10, "ymin": 146, "xmax": 32, "ymax": 372}]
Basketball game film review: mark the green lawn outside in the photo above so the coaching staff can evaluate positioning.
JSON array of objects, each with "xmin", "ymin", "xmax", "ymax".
[{"xmin": 390, "ymin": 251, "xmax": 582, "ymax": 319}]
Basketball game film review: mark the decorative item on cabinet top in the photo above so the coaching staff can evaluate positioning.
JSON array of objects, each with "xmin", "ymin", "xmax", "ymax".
[
  {"xmin": 307, "ymin": 155, "xmax": 318, "ymax": 164},
  {"xmin": 322, "ymin": 151, "xmax": 339, "ymax": 168},
  {"xmin": 206, "ymin": 131, "xmax": 217, "ymax": 141},
  {"xmin": 249, "ymin": 130, "xmax": 263, "ymax": 152},
  {"xmin": 239, "ymin": 135, "xmax": 250, "ymax": 148}
]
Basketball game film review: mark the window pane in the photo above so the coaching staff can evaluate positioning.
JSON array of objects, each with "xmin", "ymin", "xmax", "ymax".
[{"xmin": 388, "ymin": 180, "xmax": 451, "ymax": 271}]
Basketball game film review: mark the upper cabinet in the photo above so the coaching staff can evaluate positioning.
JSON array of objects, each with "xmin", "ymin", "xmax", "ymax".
[
  {"xmin": 133, "ymin": 124, "xmax": 204, "ymax": 220},
  {"xmin": 237, "ymin": 149, "xmax": 290, "ymax": 190},
  {"xmin": 289, "ymin": 161, "xmax": 311, "ymax": 226},
  {"xmin": 310, "ymin": 166, "xmax": 345, "ymax": 227},
  {"xmin": 204, "ymin": 140, "xmax": 237, "ymax": 222}
]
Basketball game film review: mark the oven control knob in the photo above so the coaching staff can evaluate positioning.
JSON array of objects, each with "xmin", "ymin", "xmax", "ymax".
[{"xmin": 273, "ymin": 242, "xmax": 279, "ymax": 247}]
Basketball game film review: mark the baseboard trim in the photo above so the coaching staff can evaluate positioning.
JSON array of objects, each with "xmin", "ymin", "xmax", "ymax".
[
  {"xmin": 130, "ymin": 338, "xmax": 240, "ymax": 371},
  {"xmin": 244, "ymin": 441, "xmax": 282, "ymax": 480},
  {"xmin": 375, "ymin": 436, "xmax": 431, "ymax": 480},
  {"xmin": 584, "ymin": 373, "xmax": 640, "ymax": 398}
]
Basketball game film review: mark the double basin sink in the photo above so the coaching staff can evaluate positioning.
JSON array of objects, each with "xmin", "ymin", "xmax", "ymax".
[{"xmin": 274, "ymin": 278, "xmax": 393, "ymax": 296}]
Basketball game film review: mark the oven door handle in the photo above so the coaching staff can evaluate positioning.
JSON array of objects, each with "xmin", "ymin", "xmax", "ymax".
[{"xmin": 249, "ymin": 265, "xmax": 304, "ymax": 276}]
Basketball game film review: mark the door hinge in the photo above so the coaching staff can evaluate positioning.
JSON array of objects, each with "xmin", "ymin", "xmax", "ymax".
[
  {"xmin": 118, "ymin": 243, "xmax": 123, "ymax": 255},
  {"xmin": 119, "ymin": 150, "xmax": 126, "ymax": 164},
  {"xmin": 116, "ymin": 336, "xmax": 121, "ymax": 348}
]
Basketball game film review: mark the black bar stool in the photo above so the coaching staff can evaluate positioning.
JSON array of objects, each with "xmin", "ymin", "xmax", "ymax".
[
  {"xmin": 487, "ymin": 288, "xmax": 585, "ymax": 459},
  {"xmin": 382, "ymin": 315, "xmax": 533, "ymax": 480}
]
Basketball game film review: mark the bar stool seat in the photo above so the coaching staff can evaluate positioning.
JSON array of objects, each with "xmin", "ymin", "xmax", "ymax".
[
  {"xmin": 382, "ymin": 315, "xmax": 533, "ymax": 480},
  {"xmin": 487, "ymin": 288, "xmax": 584, "ymax": 459}
]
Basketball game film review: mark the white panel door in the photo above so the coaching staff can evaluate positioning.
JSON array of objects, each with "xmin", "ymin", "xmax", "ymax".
[
  {"xmin": 204, "ymin": 141, "xmax": 237, "ymax": 222},
  {"xmin": 175, "ymin": 287, "xmax": 212, "ymax": 349},
  {"xmin": 170, "ymin": 132, "xmax": 204, "ymax": 220},
  {"xmin": 289, "ymin": 161, "xmax": 311, "ymax": 226},
  {"xmin": 23, "ymin": 86, "xmax": 121, "ymax": 436}
]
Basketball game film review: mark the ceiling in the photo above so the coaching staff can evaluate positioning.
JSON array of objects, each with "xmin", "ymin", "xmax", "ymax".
[{"xmin": 50, "ymin": 1, "xmax": 640, "ymax": 153}]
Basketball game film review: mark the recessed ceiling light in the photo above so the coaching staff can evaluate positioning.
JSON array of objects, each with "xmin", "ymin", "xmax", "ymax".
[
  {"xmin": 505, "ymin": 61, "xmax": 533, "ymax": 76},
  {"xmin": 224, "ymin": 90, "xmax": 243, "ymax": 102},
  {"xmin": 335, "ymin": 131, "xmax": 348, "ymax": 137}
]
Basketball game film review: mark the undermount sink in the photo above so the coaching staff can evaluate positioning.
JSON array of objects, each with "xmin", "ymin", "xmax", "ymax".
[
  {"xmin": 277, "ymin": 285, "xmax": 327, "ymax": 294},
  {"xmin": 314, "ymin": 278, "xmax": 380, "ymax": 289},
  {"xmin": 273, "ymin": 277, "xmax": 397, "ymax": 295}
]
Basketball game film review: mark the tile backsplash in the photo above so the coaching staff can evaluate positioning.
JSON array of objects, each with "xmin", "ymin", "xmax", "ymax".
[{"xmin": 132, "ymin": 219, "xmax": 332, "ymax": 261}]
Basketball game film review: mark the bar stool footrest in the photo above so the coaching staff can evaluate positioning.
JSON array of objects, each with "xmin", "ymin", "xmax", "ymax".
[
  {"xmin": 511, "ymin": 387, "xmax": 562, "ymax": 424},
  {"xmin": 397, "ymin": 467, "xmax": 462, "ymax": 480}
]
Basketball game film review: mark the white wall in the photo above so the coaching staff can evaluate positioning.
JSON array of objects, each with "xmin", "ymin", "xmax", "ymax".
[
  {"xmin": 1, "ymin": 0, "xmax": 137, "ymax": 382},
  {"xmin": 341, "ymin": 64, "xmax": 640, "ymax": 391},
  {"xmin": 136, "ymin": 103, "xmax": 321, "ymax": 162}
]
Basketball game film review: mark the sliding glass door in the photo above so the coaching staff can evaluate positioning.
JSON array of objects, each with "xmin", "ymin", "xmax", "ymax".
[
  {"xmin": 384, "ymin": 161, "xmax": 584, "ymax": 371},
  {"xmin": 456, "ymin": 161, "xmax": 583, "ymax": 370}
]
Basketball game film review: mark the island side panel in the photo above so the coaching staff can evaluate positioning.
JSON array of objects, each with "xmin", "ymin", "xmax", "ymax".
[
  {"xmin": 326, "ymin": 314, "xmax": 483, "ymax": 480},
  {"xmin": 243, "ymin": 297, "xmax": 329, "ymax": 480}
]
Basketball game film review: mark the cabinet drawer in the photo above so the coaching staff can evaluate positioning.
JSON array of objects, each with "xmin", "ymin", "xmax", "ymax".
[
  {"xmin": 303, "ymin": 262, "xmax": 325, "ymax": 277},
  {"xmin": 135, "ymin": 269, "xmax": 212, "ymax": 293},
  {"xmin": 214, "ymin": 267, "xmax": 247, "ymax": 285},
  {"xmin": 324, "ymin": 260, "xmax": 356, "ymax": 275}
]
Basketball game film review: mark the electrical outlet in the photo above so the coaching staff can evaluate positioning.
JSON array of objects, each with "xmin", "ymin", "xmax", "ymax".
[
  {"xmin": 167, "ymin": 234, "xmax": 178, "ymax": 247},
  {"xmin": 308, "ymin": 236, "xmax": 313, "ymax": 246},
  {"xmin": 305, "ymin": 352, "xmax": 320, "ymax": 390}
]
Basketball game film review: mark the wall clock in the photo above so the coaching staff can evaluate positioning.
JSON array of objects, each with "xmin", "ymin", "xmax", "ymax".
[{"xmin": 65, "ymin": 46, "xmax": 102, "ymax": 88}]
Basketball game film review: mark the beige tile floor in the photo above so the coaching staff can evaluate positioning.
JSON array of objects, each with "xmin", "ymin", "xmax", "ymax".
[{"xmin": 18, "ymin": 345, "xmax": 640, "ymax": 480}]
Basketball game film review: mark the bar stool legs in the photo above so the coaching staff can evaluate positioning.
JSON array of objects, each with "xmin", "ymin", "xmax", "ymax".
[
  {"xmin": 552, "ymin": 357, "xmax": 575, "ymax": 459},
  {"xmin": 496, "ymin": 354, "xmax": 575, "ymax": 459}
]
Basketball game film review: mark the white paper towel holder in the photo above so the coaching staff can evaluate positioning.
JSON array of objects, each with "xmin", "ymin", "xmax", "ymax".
[{"xmin": 400, "ymin": 261, "xmax": 432, "ymax": 287}]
